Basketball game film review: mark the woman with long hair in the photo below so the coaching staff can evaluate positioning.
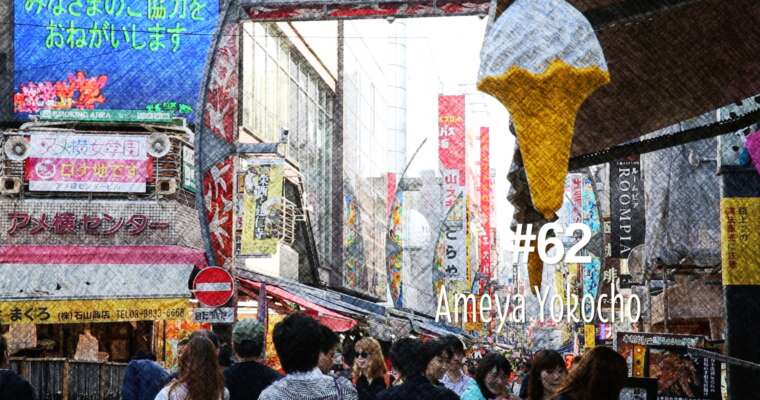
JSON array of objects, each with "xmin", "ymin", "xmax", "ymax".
[
  {"xmin": 554, "ymin": 346, "xmax": 627, "ymax": 400},
  {"xmin": 353, "ymin": 337, "xmax": 388, "ymax": 400},
  {"xmin": 155, "ymin": 336, "xmax": 229, "ymax": 400},
  {"xmin": 527, "ymin": 350, "xmax": 567, "ymax": 400},
  {"xmin": 461, "ymin": 353, "xmax": 514, "ymax": 400}
]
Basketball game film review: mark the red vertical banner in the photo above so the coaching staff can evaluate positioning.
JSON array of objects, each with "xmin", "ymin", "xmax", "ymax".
[
  {"xmin": 438, "ymin": 95, "xmax": 466, "ymax": 191},
  {"xmin": 479, "ymin": 127, "xmax": 491, "ymax": 290},
  {"xmin": 438, "ymin": 95, "xmax": 467, "ymax": 282},
  {"xmin": 387, "ymin": 172, "xmax": 397, "ymax": 217}
]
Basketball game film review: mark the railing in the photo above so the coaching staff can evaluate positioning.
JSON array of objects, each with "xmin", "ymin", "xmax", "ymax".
[{"xmin": 9, "ymin": 358, "xmax": 127, "ymax": 400}]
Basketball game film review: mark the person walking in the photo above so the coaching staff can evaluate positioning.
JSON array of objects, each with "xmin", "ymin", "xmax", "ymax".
[
  {"xmin": 0, "ymin": 334, "xmax": 34, "ymax": 400},
  {"xmin": 376, "ymin": 338, "xmax": 458, "ymax": 400},
  {"xmin": 154, "ymin": 336, "xmax": 229, "ymax": 400},
  {"xmin": 122, "ymin": 351, "xmax": 170, "ymax": 400},
  {"xmin": 258, "ymin": 313, "xmax": 358, "ymax": 400},
  {"xmin": 461, "ymin": 353, "xmax": 514, "ymax": 400},
  {"xmin": 421, "ymin": 339, "xmax": 450, "ymax": 387},
  {"xmin": 224, "ymin": 319, "xmax": 281, "ymax": 400},
  {"xmin": 440, "ymin": 335, "xmax": 474, "ymax": 396},
  {"xmin": 553, "ymin": 346, "xmax": 627, "ymax": 400},
  {"xmin": 353, "ymin": 337, "xmax": 389, "ymax": 399},
  {"xmin": 526, "ymin": 350, "xmax": 566, "ymax": 400}
]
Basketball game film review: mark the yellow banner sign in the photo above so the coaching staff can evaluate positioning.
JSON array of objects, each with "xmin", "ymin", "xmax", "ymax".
[
  {"xmin": 584, "ymin": 324, "xmax": 595, "ymax": 349},
  {"xmin": 241, "ymin": 159, "xmax": 284, "ymax": 255},
  {"xmin": 0, "ymin": 298, "xmax": 190, "ymax": 325},
  {"xmin": 720, "ymin": 198, "xmax": 760, "ymax": 285}
]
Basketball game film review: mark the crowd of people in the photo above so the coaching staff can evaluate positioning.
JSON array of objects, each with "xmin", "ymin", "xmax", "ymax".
[{"xmin": 0, "ymin": 312, "xmax": 629, "ymax": 400}]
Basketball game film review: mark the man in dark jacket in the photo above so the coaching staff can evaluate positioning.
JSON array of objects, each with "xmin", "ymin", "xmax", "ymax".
[
  {"xmin": 121, "ymin": 351, "xmax": 170, "ymax": 400},
  {"xmin": 377, "ymin": 338, "xmax": 458, "ymax": 400},
  {"xmin": 224, "ymin": 319, "xmax": 282, "ymax": 400},
  {"xmin": 0, "ymin": 335, "xmax": 35, "ymax": 400}
]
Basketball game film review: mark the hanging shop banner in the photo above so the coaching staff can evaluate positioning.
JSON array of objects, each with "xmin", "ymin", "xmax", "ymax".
[
  {"xmin": 438, "ymin": 95, "xmax": 466, "ymax": 282},
  {"xmin": 0, "ymin": 298, "xmax": 189, "ymax": 325},
  {"xmin": 386, "ymin": 188, "xmax": 404, "ymax": 308},
  {"xmin": 610, "ymin": 156, "xmax": 645, "ymax": 258},
  {"xmin": 240, "ymin": 159, "xmax": 284, "ymax": 255},
  {"xmin": 720, "ymin": 198, "xmax": 760, "ymax": 285},
  {"xmin": 479, "ymin": 127, "xmax": 492, "ymax": 288},
  {"xmin": 584, "ymin": 324, "xmax": 596, "ymax": 349},
  {"xmin": 616, "ymin": 332, "xmax": 720, "ymax": 400},
  {"xmin": 182, "ymin": 146, "xmax": 196, "ymax": 192},
  {"xmin": 12, "ymin": 0, "xmax": 219, "ymax": 121},
  {"xmin": 25, "ymin": 134, "xmax": 149, "ymax": 192}
]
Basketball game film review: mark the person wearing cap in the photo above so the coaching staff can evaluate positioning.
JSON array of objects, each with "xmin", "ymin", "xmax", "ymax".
[{"xmin": 224, "ymin": 319, "xmax": 282, "ymax": 400}]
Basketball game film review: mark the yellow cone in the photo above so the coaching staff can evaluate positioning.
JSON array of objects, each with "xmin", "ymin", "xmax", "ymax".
[{"xmin": 479, "ymin": 60, "xmax": 609, "ymax": 219}]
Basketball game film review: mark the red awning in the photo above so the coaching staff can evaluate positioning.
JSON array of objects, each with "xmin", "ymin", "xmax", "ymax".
[
  {"xmin": 240, "ymin": 279, "xmax": 357, "ymax": 332},
  {"xmin": 0, "ymin": 245, "xmax": 208, "ymax": 266}
]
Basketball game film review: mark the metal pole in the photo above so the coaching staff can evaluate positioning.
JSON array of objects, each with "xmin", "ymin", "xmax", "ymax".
[{"xmin": 663, "ymin": 266, "xmax": 668, "ymax": 333}]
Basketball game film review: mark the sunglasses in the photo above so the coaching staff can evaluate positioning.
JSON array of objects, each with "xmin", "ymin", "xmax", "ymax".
[{"xmin": 357, "ymin": 351, "xmax": 371, "ymax": 359}]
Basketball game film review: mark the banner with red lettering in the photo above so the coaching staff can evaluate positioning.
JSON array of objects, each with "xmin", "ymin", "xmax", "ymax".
[
  {"xmin": 438, "ymin": 95, "xmax": 466, "ymax": 281},
  {"xmin": 25, "ymin": 134, "xmax": 149, "ymax": 193},
  {"xmin": 479, "ymin": 127, "xmax": 491, "ymax": 287}
]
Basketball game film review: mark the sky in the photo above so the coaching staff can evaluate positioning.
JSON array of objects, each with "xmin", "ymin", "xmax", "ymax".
[
  {"xmin": 294, "ymin": 16, "xmax": 517, "ymax": 263},
  {"xmin": 403, "ymin": 16, "xmax": 516, "ymax": 259}
]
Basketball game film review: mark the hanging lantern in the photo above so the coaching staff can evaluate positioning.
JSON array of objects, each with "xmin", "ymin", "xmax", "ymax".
[{"xmin": 478, "ymin": 0, "xmax": 609, "ymax": 220}]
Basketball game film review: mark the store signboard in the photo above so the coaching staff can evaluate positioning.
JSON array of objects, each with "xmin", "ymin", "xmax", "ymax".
[
  {"xmin": 0, "ymin": 200, "xmax": 203, "ymax": 248},
  {"xmin": 438, "ymin": 95, "xmax": 466, "ymax": 282},
  {"xmin": 26, "ymin": 134, "xmax": 149, "ymax": 192},
  {"xmin": 0, "ymin": 298, "xmax": 189, "ymax": 325},
  {"xmin": 192, "ymin": 307, "xmax": 235, "ymax": 324},
  {"xmin": 182, "ymin": 145, "xmax": 197, "ymax": 192},
  {"xmin": 617, "ymin": 332, "xmax": 720, "ymax": 400},
  {"xmin": 13, "ymin": 0, "xmax": 218, "ymax": 121},
  {"xmin": 38, "ymin": 109, "xmax": 174, "ymax": 123},
  {"xmin": 240, "ymin": 159, "xmax": 284, "ymax": 255},
  {"xmin": 609, "ymin": 156, "xmax": 645, "ymax": 258}
]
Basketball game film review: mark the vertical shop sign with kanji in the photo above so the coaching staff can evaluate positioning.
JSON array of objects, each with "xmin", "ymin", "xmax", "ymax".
[
  {"xmin": 610, "ymin": 156, "xmax": 645, "ymax": 258},
  {"xmin": 25, "ymin": 134, "xmax": 149, "ymax": 192},
  {"xmin": 240, "ymin": 159, "xmax": 284, "ymax": 255},
  {"xmin": 438, "ymin": 95, "xmax": 466, "ymax": 282}
]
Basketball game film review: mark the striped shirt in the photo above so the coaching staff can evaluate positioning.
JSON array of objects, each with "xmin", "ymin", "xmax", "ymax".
[{"xmin": 258, "ymin": 368, "xmax": 358, "ymax": 400}]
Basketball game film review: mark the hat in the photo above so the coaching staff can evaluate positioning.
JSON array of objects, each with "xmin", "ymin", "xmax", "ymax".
[{"xmin": 232, "ymin": 319, "xmax": 265, "ymax": 344}]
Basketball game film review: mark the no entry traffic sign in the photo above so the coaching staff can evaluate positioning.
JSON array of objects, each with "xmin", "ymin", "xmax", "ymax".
[{"xmin": 193, "ymin": 267, "xmax": 234, "ymax": 308}]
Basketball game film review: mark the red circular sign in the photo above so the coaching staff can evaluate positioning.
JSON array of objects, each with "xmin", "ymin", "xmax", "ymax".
[{"xmin": 193, "ymin": 267, "xmax": 234, "ymax": 308}]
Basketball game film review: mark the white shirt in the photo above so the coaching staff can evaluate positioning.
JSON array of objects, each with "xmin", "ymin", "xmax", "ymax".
[
  {"xmin": 154, "ymin": 383, "xmax": 230, "ymax": 400},
  {"xmin": 441, "ymin": 370, "xmax": 475, "ymax": 397}
]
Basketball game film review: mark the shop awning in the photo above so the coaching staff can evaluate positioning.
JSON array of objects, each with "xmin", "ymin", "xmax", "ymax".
[
  {"xmin": 240, "ymin": 279, "xmax": 357, "ymax": 332},
  {"xmin": 0, "ymin": 245, "xmax": 206, "ymax": 325},
  {"xmin": 0, "ymin": 245, "xmax": 208, "ymax": 266}
]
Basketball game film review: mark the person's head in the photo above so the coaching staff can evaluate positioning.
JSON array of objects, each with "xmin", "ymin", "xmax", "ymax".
[
  {"xmin": 442, "ymin": 335, "xmax": 466, "ymax": 373},
  {"xmin": 318, "ymin": 325, "xmax": 340, "ymax": 374},
  {"xmin": 389, "ymin": 338, "xmax": 424, "ymax": 378},
  {"xmin": 354, "ymin": 337, "xmax": 387, "ymax": 380},
  {"xmin": 421, "ymin": 339, "xmax": 450, "ymax": 382},
  {"xmin": 272, "ymin": 312, "xmax": 322, "ymax": 373},
  {"xmin": 528, "ymin": 350, "xmax": 567, "ymax": 400},
  {"xmin": 475, "ymin": 353, "xmax": 513, "ymax": 398},
  {"xmin": 555, "ymin": 346, "xmax": 628, "ymax": 400},
  {"xmin": 232, "ymin": 318, "xmax": 266, "ymax": 361},
  {"xmin": 342, "ymin": 339, "xmax": 356, "ymax": 368},
  {"xmin": 171, "ymin": 336, "xmax": 225, "ymax": 400},
  {"xmin": 190, "ymin": 329, "xmax": 220, "ymax": 352}
]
